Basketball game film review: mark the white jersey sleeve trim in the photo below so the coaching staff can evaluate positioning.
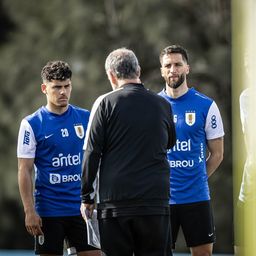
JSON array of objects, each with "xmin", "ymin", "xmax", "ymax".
[
  {"xmin": 17, "ymin": 119, "xmax": 37, "ymax": 158},
  {"xmin": 83, "ymin": 94, "xmax": 105, "ymax": 151},
  {"xmin": 205, "ymin": 101, "xmax": 225, "ymax": 140}
]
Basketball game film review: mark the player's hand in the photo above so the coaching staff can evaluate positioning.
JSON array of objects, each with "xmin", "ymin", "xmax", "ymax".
[
  {"xmin": 25, "ymin": 210, "xmax": 43, "ymax": 236},
  {"xmin": 80, "ymin": 203, "xmax": 94, "ymax": 220}
]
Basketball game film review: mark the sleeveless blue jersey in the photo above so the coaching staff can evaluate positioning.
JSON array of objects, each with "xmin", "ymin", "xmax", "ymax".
[
  {"xmin": 159, "ymin": 88, "xmax": 224, "ymax": 204},
  {"xmin": 17, "ymin": 105, "xmax": 90, "ymax": 217}
]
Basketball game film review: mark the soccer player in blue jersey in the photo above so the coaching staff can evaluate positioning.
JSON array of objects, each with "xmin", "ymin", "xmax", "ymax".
[
  {"xmin": 158, "ymin": 45, "xmax": 225, "ymax": 256},
  {"xmin": 17, "ymin": 61, "xmax": 100, "ymax": 256}
]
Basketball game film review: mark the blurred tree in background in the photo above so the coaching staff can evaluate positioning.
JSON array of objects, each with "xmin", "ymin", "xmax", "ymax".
[{"xmin": 0, "ymin": 0, "xmax": 231, "ymax": 253}]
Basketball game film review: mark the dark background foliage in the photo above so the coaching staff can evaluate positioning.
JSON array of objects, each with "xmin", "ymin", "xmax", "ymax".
[{"xmin": 0, "ymin": 0, "xmax": 232, "ymax": 253}]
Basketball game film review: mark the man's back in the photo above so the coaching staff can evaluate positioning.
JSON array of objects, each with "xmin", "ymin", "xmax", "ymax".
[
  {"xmin": 84, "ymin": 83, "xmax": 175, "ymax": 207},
  {"xmin": 81, "ymin": 48, "xmax": 175, "ymax": 256}
]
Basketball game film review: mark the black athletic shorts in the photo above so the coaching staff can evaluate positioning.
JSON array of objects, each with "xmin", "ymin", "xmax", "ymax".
[
  {"xmin": 170, "ymin": 200, "xmax": 215, "ymax": 248},
  {"xmin": 35, "ymin": 215, "xmax": 98, "ymax": 255},
  {"xmin": 99, "ymin": 215, "xmax": 172, "ymax": 256}
]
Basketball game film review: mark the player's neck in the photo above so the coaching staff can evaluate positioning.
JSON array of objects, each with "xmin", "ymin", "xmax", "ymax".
[
  {"xmin": 46, "ymin": 104, "xmax": 69, "ymax": 115},
  {"xmin": 165, "ymin": 83, "xmax": 188, "ymax": 99},
  {"xmin": 118, "ymin": 78, "xmax": 141, "ymax": 87}
]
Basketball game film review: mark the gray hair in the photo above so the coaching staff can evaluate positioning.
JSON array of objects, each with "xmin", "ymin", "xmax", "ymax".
[{"xmin": 105, "ymin": 48, "xmax": 140, "ymax": 79}]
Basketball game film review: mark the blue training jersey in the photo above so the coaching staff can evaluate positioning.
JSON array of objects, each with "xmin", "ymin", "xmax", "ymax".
[
  {"xmin": 159, "ymin": 88, "xmax": 224, "ymax": 204},
  {"xmin": 17, "ymin": 105, "xmax": 90, "ymax": 217}
]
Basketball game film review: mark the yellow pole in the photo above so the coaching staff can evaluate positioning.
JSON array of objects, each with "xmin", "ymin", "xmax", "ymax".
[{"xmin": 232, "ymin": 0, "xmax": 256, "ymax": 255}]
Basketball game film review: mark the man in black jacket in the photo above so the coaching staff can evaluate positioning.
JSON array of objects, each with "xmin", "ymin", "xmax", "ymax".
[{"xmin": 81, "ymin": 47, "xmax": 176, "ymax": 256}]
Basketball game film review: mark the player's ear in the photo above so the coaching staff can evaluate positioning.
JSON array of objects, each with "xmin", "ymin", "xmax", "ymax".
[
  {"xmin": 107, "ymin": 71, "xmax": 117, "ymax": 84},
  {"xmin": 186, "ymin": 64, "xmax": 190, "ymax": 75},
  {"xmin": 160, "ymin": 67, "xmax": 164, "ymax": 77},
  {"xmin": 41, "ymin": 83, "xmax": 47, "ymax": 94},
  {"xmin": 136, "ymin": 66, "xmax": 141, "ymax": 77}
]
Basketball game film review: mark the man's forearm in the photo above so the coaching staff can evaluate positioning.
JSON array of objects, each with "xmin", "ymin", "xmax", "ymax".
[
  {"xmin": 18, "ymin": 169, "xmax": 35, "ymax": 213},
  {"xmin": 206, "ymin": 153, "xmax": 223, "ymax": 177}
]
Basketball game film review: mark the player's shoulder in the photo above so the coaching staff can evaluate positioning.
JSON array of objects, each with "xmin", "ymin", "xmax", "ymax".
[
  {"xmin": 154, "ymin": 90, "xmax": 172, "ymax": 106},
  {"xmin": 158, "ymin": 88, "xmax": 172, "ymax": 102},
  {"xmin": 191, "ymin": 88, "xmax": 213, "ymax": 103},
  {"xmin": 187, "ymin": 88, "xmax": 218, "ymax": 116},
  {"xmin": 25, "ymin": 107, "xmax": 45, "ymax": 122},
  {"xmin": 19, "ymin": 107, "xmax": 46, "ymax": 132},
  {"xmin": 69, "ymin": 104, "xmax": 90, "ymax": 115},
  {"xmin": 155, "ymin": 88, "xmax": 172, "ymax": 103}
]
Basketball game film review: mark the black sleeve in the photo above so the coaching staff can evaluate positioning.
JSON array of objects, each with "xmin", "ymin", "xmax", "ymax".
[
  {"xmin": 168, "ymin": 103, "xmax": 176, "ymax": 149},
  {"xmin": 81, "ymin": 97, "xmax": 106, "ymax": 204},
  {"xmin": 81, "ymin": 151, "xmax": 101, "ymax": 204}
]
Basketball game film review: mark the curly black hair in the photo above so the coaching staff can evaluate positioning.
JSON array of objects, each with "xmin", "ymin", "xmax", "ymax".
[{"xmin": 41, "ymin": 60, "xmax": 72, "ymax": 82}]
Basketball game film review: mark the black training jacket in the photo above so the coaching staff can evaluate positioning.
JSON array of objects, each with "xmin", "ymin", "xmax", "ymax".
[{"xmin": 81, "ymin": 83, "xmax": 176, "ymax": 215}]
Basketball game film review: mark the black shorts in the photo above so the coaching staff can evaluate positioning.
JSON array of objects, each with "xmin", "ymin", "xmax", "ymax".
[
  {"xmin": 170, "ymin": 200, "xmax": 215, "ymax": 248},
  {"xmin": 35, "ymin": 215, "xmax": 98, "ymax": 255},
  {"xmin": 99, "ymin": 215, "xmax": 172, "ymax": 256}
]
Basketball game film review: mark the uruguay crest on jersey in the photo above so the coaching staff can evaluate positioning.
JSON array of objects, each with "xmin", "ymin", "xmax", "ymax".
[
  {"xmin": 185, "ymin": 111, "xmax": 196, "ymax": 126},
  {"xmin": 74, "ymin": 124, "xmax": 84, "ymax": 139}
]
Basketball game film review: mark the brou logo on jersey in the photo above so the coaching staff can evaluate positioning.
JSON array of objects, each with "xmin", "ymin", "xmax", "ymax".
[
  {"xmin": 74, "ymin": 124, "xmax": 84, "ymax": 139},
  {"xmin": 168, "ymin": 159, "xmax": 194, "ymax": 168},
  {"xmin": 23, "ymin": 130, "xmax": 30, "ymax": 145},
  {"xmin": 49, "ymin": 173, "xmax": 81, "ymax": 184},
  {"xmin": 50, "ymin": 173, "xmax": 61, "ymax": 184},
  {"xmin": 185, "ymin": 111, "xmax": 196, "ymax": 126}
]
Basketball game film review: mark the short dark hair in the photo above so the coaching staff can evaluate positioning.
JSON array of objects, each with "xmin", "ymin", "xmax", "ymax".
[
  {"xmin": 41, "ymin": 60, "xmax": 72, "ymax": 82},
  {"xmin": 159, "ymin": 45, "xmax": 189, "ymax": 65}
]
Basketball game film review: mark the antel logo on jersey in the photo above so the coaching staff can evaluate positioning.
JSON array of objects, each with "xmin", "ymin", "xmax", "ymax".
[
  {"xmin": 168, "ymin": 139, "xmax": 191, "ymax": 153},
  {"xmin": 167, "ymin": 139, "xmax": 194, "ymax": 167},
  {"xmin": 49, "ymin": 173, "xmax": 81, "ymax": 184},
  {"xmin": 52, "ymin": 153, "xmax": 81, "ymax": 167}
]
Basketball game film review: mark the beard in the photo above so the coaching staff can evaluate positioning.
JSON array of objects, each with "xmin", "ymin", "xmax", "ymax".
[{"xmin": 167, "ymin": 74, "xmax": 185, "ymax": 89}]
